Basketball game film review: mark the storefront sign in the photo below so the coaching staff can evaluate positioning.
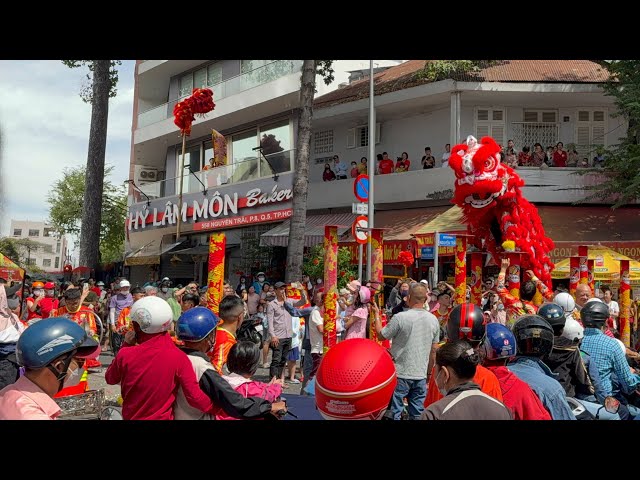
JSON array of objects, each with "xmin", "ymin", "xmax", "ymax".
[
  {"xmin": 413, "ymin": 233, "xmax": 462, "ymax": 256},
  {"xmin": 127, "ymin": 173, "xmax": 294, "ymax": 234},
  {"xmin": 549, "ymin": 241, "xmax": 640, "ymax": 263},
  {"xmin": 342, "ymin": 240, "xmax": 415, "ymax": 265}
]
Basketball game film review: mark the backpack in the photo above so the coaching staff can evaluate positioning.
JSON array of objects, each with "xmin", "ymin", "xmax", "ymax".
[{"xmin": 236, "ymin": 318, "xmax": 263, "ymax": 348}]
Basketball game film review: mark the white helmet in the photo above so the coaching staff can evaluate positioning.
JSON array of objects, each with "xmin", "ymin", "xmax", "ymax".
[
  {"xmin": 119, "ymin": 279, "xmax": 131, "ymax": 288},
  {"xmin": 561, "ymin": 318, "xmax": 584, "ymax": 342},
  {"xmin": 554, "ymin": 292, "xmax": 575, "ymax": 316},
  {"xmin": 130, "ymin": 296, "xmax": 173, "ymax": 334},
  {"xmin": 585, "ymin": 297, "xmax": 603, "ymax": 303}
]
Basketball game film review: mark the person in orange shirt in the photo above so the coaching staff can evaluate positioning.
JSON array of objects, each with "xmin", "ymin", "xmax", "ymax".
[
  {"xmin": 424, "ymin": 303, "xmax": 503, "ymax": 408},
  {"xmin": 115, "ymin": 287, "xmax": 146, "ymax": 335},
  {"xmin": 209, "ymin": 295, "xmax": 244, "ymax": 374}
]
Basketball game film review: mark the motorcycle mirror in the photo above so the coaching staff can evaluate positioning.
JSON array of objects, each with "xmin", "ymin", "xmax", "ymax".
[
  {"xmin": 100, "ymin": 406, "xmax": 123, "ymax": 420},
  {"xmin": 604, "ymin": 396, "xmax": 620, "ymax": 414}
]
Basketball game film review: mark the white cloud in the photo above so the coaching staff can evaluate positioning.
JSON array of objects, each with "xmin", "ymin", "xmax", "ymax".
[{"xmin": 0, "ymin": 60, "xmax": 135, "ymax": 245}]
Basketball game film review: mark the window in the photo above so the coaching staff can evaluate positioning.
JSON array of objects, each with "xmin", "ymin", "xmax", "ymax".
[
  {"xmin": 259, "ymin": 120, "xmax": 292, "ymax": 176},
  {"xmin": 314, "ymin": 129, "xmax": 334, "ymax": 155},
  {"xmin": 43, "ymin": 228, "xmax": 54, "ymax": 237},
  {"xmin": 28, "ymin": 229, "xmax": 40, "ymax": 237},
  {"xmin": 523, "ymin": 110, "xmax": 558, "ymax": 123},
  {"xmin": 475, "ymin": 108, "xmax": 505, "ymax": 146},
  {"xmin": 513, "ymin": 110, "xmax": 559, "ymax": 150},
  {"xmin": 42, "ymin": 259, "xmax": 51, "ymax": 267},
  {"xmin": 55, "ymin": 257, "xmax": 60, "ymax": 269},
  {"xmin": 576, "ymin": 109, "xmax": 607, "ymax": 156},
  {"xmin": 56, "ymin": 242, "xmax": 60, "ymax": 254},
  {"xmin": 346, "ymin": 123, "xmax": 381, "ymax": 149},
  {"xmin": 12, "ymin": 229, "xmax": 21, "ymax": 236},
  {"xmin": 43, "ymin": 245, "xmax": 54, "ymax": 254},
  {"xmin": 179, "ymin": 62, "xmax": 224, "ymax": 98},
  {"xmin": 27, "ymin": 258, "xmax": 36, "ymax": 266}
]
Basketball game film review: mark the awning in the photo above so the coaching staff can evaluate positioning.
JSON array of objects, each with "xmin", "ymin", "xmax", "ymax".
[
  {"xmin": 551, "ymin": 244, "xmax": 640, "ymax": 281},
  {"xmin": 125, "ymin": 240, "xmax": 184, "ymax": 266},
  {"xmin": 260, "ymin": 213, "xmax": 357, "ymax": 247},
  {"xmin": 413, "ymin": 206, "xmax": 467, "ymax": 238}
]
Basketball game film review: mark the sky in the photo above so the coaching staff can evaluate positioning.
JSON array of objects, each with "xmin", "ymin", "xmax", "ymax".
[
  {"xmin": 0, "ymin": 60, "xmax": 136, "ymax": 261},
  {"xmin": 0, "ymin": 60, "xmax": 403, "ymax": 263}
]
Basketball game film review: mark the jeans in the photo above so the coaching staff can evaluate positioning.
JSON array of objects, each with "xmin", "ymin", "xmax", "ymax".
[
  {"xmin": 390, "ymin": 377, "xmax": 427, "ymax": 420},
  {"xmin": 269, "ymin": 337, "xmax": 292, "ymax": 379}
]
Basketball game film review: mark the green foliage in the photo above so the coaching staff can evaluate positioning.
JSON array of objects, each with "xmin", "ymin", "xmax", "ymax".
[
  {"xmin": 0, "ymin": 238, "xmax": 48, "ymax": 269},
  {"xmin": 61, "ymin": 60, "xmax": 121, "ymax": 103},
  {"xmin": 577, "ymin": 61, "xmax": 640, "ymax": 207},
  {"xmin": 47, "ymin": 165, "xmax": 126, "ymax": 263},
  {"xmin": 416, "ymin": 60, "xmax": 498, "ymax": 82},
  {"xmin": 0, "ymin": 238, "xmax": 22, "ymax": 265},
  {"xmin": 302, "ymin": 244, "xmax": 358, "ymax": 289},
  {"xmin": 315, "ymin": 60, "xmax": 334, "ymax": 86}
]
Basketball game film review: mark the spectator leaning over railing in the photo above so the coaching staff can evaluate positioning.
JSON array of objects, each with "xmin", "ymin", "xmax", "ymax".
[
  {"xmin": 530, "ymin": 143, "xmax": 547, "ymax": 167},
  {"xmin": 421, "ymin": 147, "xmax": 436, "ymax": 169},
  {"xmin": 566, "ymin": 144, "xmax": 579, "ymax": 167},
  {"xmin": 517, "ymin": 146, "xmax": 531, "ymax": 166},
  {"xmin": 441, "ymin": 143, "xmax": 451, "ymax": 168},
  {"xmin": 358, "ymin": 156, "xmax": 368, "ymax": 174},
  {"xmin": 333, "ymin": 155, "xmax": 348, "ymax": 180},
  {"xmin": 378, "ymin": 152, "xmax": 395, "ymax": 174},
  {"xmin": 322, "ymin": 163, "xmax": 336, "ymax": 182},
  {"xmin": 395, "ymin": 152, "xmax": 410, "ymax": 172}
]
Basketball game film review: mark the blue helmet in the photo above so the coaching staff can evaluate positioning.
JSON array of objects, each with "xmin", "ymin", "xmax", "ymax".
[
  {"xmin": 481, "ymin": 323, "xmax": 516, "ymax": 361},
  {"xmin": 177, "ymin": 307, "xmax": 220, "ymax": 342},
  {"xmin": 17, "ymin": 317, "xmax": 99, "ymax": 369}
]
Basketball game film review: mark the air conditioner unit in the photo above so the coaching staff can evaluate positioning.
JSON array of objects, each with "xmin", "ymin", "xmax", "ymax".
[{"xmin": 134, "ymin": 165, "xmax": 161, "ymax": 199}]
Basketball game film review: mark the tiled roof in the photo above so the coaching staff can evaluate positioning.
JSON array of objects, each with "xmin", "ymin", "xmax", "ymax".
[{"xmin": 314, "ymin": 60, "xmax": 610, "ymax": 109}]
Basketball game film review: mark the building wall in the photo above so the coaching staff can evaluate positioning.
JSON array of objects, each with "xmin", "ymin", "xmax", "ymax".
[{"xmin": 9, "ymin": 220, "xmax": 67, "ymax": 272}]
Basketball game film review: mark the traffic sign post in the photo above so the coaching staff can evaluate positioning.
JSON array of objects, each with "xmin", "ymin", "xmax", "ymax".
[
  {"xmin": 353, "ymin": 174, "xmax": 369, "ymax": 203},
  {"xmin": 353, "ymin": 174, "xmax": 370, "ymax": 281},
  {"xmin": 352, "ymin": 216, "xmax": 369, "ymax": 245},
  {"xmin": 352, "ymin": 203, "xmax": 369, "ymax": 215}
]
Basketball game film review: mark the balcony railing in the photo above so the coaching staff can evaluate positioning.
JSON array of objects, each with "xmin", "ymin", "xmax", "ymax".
[
  {"xmin": 137, "ymin": 60, "xmax": 303, "ymax": 129},
  {"xmin": 132, "ymin": 149, "xmax": 295, "ymax": 203}
]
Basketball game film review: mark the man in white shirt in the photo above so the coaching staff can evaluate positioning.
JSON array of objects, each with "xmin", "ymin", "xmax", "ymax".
[
  {"xmin": 602, "ymin": 285, "xmax": 620, "ymax": 329},
  {"xmin": 441, "ymin": 143, "xmax": 451, "ymax": 168},
  {"xmin": 333, "ymin": 155, "xmax": 348, "ymax": 180}
]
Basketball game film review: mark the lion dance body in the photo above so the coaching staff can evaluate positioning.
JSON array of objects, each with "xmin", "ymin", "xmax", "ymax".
[{"xmin": 448, "ymin": 135, "xmax": 554, "ymax": 288}]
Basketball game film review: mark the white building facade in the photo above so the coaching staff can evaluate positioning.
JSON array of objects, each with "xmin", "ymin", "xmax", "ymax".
[{"xmin": 9, "ymin": 220, "xmax": 68, "ymax": 272}]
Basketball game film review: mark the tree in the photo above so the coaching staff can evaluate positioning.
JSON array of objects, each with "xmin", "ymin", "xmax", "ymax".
[
  {"xmin": 285, "ymin": 60, "xmax": 334, "ymax": 283},
  {"xmin": 0, "ymin": 238, "xmax": 22, "ymax": 265},
  {"xmin": 0, "ymin": 237, "xmax": 48, "ymax": 269},
  {"xmin": 577, "ymin": 61, "xmax": 640, "ymax": 207},
  {"xmin": 302, "ymin": 245, "xmax": 357, "ymax": 290},
  {"xmin": 62, "ymin": 60, "xmax": 121, "ymax": 268},
  {"xmin": 47, "ymin": 165, "xmax": 127, "ymax": 264},
  {"xmin": 416, "ymin": 60, "xmax": 499, "ymax": 82}
]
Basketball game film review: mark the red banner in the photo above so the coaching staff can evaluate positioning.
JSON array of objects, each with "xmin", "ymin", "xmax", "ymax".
[
  {"xmin": 569, "ymin": 256, "xmax": 580, "ymax": 299},
  {"xmin": 579, "ymin": 245, "xmax": 589, "ymax": 285},
  {"xmin": 454, "ymin": 237, "xmax": 468, "ymax": 305},
  {"xmin": 470, "ymin": 253, "xmax": 483, "ymax": 306},
  {"xmin": 620, "ymin": 260, "xmax": 631, "ymax": 347},
  {"xmin": 342, "ymin": 240, "xmax": 415, "ymax": 265},
  {"xmin": 206, "ymin": 233, "xmax": 226, "ymax": 315},
  {"xmin": 506, "ymin": 252, "xmax": 521, "ymax": 301},
  {"xmin": 323, "ymin": 226, "xmax": 338, "ymax": 353},
  {"xmin": 194, "ymin": 208, "xmax": 292, "ymax": 232},
  {"xmin": 550, "ymin": 241, "xmax": 640, "ymax": 263}
]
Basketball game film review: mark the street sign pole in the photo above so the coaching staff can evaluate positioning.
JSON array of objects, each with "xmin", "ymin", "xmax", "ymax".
[
  {"xmin": 358, "ymin": 243, "xmax": 364, "ymax": 281},
  {"xmin": 366, "ymin": 59, "xmax": 375, "ymax": 281},
  {"xmin": 433, "ymin": 230, "xmax": 439, "ymax": 286}
]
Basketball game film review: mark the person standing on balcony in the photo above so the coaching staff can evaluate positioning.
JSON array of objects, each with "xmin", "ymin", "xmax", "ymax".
[
  {"xmin": 333, "ymin": 155, "xmax": 348, "ymax": 180},
  {"xmin": 566, "ymin": 144, "xmax": 579, "ymax": 167},
  {"xmin": 503, "ymin": 140, "xmax": 518, "ymax": 168},
  {"xmin": 421, "ymin": 147, "xmax": 436, "ymax": 169},
  {"xmin": 530, "ymin": 143, "xmax": 547, "ymax": 167},
  {"xmin": 322, "ymin": 163, "xmax": 336, "ymax": 182},
  {"xmin": 518, "ymin": 146, "xmax": 532, "ymax": 166},
  {"xmin": 395, "ymin": 152, "xmax": 411, "ymax": 172},
  {"xmin": 378, "ymin": 152, "xmax": 395, "ymax": 175},
  {"xmin": 350, "ymin": 161, "xmax": 359, "ymax": 178},
  {"xmin": 357, "ymin": 157, "xmax": 368, "ymax": 174},
  {"xmin": 553, "ymin": 142, "xmax": 568, "ymax": 167},
  {"xmin": 441, "ymin": 143, "xmax": 451, "ymax": 168}
]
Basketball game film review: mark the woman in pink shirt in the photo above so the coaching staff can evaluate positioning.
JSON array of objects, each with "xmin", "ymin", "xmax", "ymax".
[{"xmin": 344, "ymin": 286, "xmax": 371, "ymax": 340}]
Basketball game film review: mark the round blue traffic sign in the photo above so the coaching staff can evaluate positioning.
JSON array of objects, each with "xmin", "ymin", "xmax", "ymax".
[{"xmin": 354, "ymin": 174, "xmax": 369, "ymax": 202}]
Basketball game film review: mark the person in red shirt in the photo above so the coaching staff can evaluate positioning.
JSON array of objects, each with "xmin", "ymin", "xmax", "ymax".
[
  {"xmin": 37, "ymin": 282, "xmax": 59, "ymax": 319},
  {"xmin": 377, "ymin": 152, "xmax": 395, "ymax": 174},
  {"xmin": 481, "ymin": 323, "xmax": 551, "ymax": 420},
  {"xmin": 424, "ymin": 303, "xmax": 503, "ymax": 408},
  {"xmin": 26, "ymin": 281, "xmax": 46, "ymax": 322},
  {"xmin": 88, "ymin": 279, "xmax": 101, "ymax": 297},
  {"xmin": 395, "ymin": 152, "xmax": 411, "ymax": 172},
  {"xmin": 552, "ymin": 142, "xmax": 568, "ymax": 167},
  {"xmin": 105, "ymin": 296, "xmax": 217, "ymax": 420},
  {"xmin": 210, "ymin": 295, "xmax": 244, "ymax": 374}
]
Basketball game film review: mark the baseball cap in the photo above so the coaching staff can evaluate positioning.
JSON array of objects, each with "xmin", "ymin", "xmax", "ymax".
[
  {"xmin": 274, "ymin": 281, "xmax": 286, "ymax": 289},
  {"xmin": 119, "ymin": 280, "xmax": 131, "ymax": 288},
  {"xmin": 161, "ymin": 277, "xmax": 170, "ymax": 282},
  {"xmin": 44, "ymin": 282, "xmax": 55, "ymax": 289}
]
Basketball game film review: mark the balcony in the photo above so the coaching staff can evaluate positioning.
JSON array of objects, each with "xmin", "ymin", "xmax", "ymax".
[
  {"xmin": 131, "ymin": 149, "xmax": 295, "ymax": 204},
  {"xmin": 137, "ymin": 60, "xmax": 303, "ymax": 129}
]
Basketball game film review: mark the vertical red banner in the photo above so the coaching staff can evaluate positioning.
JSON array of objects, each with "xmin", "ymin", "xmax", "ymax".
[
  {"xmin": 569, "ymin": 256, "xmax": 580, "ymax": 299},
  {"xmin": 620, "ymin": 260, "xmax": 631, "ymax": 347},
  {"xmin": 470, "ymin": 253, "xmax": 483, "ymax": 306},
  {"xmin": 370, "ymin": 228, "xmax": 385, "ymax": 344},
  {"xmin": 323, "ymin": 226, "xmax": 338, "ymax": 353},
  {"xmin": 454, "ymin": 236, "xmax": 468, "ymax": 305},
  {"xmin": 506, "ymin": 252, "xmax": 521, "ymax": 301},
  {"xmin": 579, "ymin": 245, "xmax": 588, "ymax": 286},
  {"xmin": 206, "ymin": 233, "xmax": 226, "ymax": 315},
  {"xmin": 587, "ymin": 259, "xmax": 595, "ymax": 295}
]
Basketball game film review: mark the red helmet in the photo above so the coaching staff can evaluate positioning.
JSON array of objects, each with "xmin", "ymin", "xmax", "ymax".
[
  {"xmin": 315, "ymin": 339, "xmax": 396, "ymax": 420},
  {"xmin": 447, "ymin": 303, "xmax": 485, "ymax": 341},
  {"xmin": 44, "ymin": 282, "xmax": 55, "ymax": 289}
]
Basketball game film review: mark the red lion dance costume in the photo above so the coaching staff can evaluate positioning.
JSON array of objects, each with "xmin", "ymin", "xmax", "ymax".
[{"xmin": 448, "ymin": 135, "xmax": 554, "ymax": 288}]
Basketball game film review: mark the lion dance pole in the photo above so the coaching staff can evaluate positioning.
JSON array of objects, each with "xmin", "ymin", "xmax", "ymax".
[
  {"xmin": 620, "ymin": 260, "xmax": 631, "ymax": 347},
  {"xmin": 370, "ymin": 228, "xmax": 385, "ymax": 344},
  {"xmin": 172, "ymin": 88, "xmax": 215, "ymax": 241},
  {"xmin": 579, "ymin": 245, "xmax": 589, "ymax": 287},
  {"xmin": 454, "ymin": 236, "xmax": 468, "ymax": 305},
  {"xmin": 323, "ymin": 226, "xmax": 338, "ymax": 353},
  {"xmin": 587, "ymin": 259, "xmax": 595, "ymax": 295},
  {"xmin": 569, "ymin": 256, "xmax": 580, "ymax": 299},
  {"xmin": 206, "ymin": 233, "xmax": 226, "ymax": 315},
  {"xmin": 470, "ymin": 252, "xmax": 483, "ymax": 306}
]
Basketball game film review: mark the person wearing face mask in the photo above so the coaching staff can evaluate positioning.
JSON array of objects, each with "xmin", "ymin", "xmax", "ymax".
[
  {"xmin": 26, "ymin": 281, "xmax": 46, "ymax": 322},
  {"xmin": 421, "ymin": 340, "xmax": 512, "ymax": 420},
  {"xmin": 108, "ymin": 280, "xmax": 134, "ymax": 356},
  {"xmin": 0, "ymin": 317, "xmax": 99, "ymax": 419},
  {"xmin": 252, "ymin": 272, "xmax": 267, "ymax": 295},
  {"xmin": 157, "ymin": 277, "xmax": 174, "ymax": 301},
  {"xmin": 38, "ymin": 282, "xmax": 59, "ymax": 319},
  {"xmin": 390, "ymin": 281, "xmax": 411, "ymax": 317},
  {"xmin": 174, "ymin": 308, "xmax": 285, "ymax": 420}
]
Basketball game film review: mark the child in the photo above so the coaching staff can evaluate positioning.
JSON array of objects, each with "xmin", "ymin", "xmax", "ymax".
[
  {"xmin": 350, "ymin": 161, "xmax": 359, "ymax": 178},
  {"xmin": 216, "ymin": 341, "xmax": 283, "ymax": 420}
]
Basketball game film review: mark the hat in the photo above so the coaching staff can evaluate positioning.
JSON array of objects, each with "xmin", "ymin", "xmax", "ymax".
[
  {"xmin": 44, "ymin": 282, "xmax": 55, "ymax": 289},
  {"xmin": 256, "ymin": 272, "xmax": 266, "ymax": 277},
  {"xmin": 274, "ymin": 281, "xmax": 286, "ymax": 289},
  {"xmin": 161, "ymin": 277, "xmax": 170, "ymax": 283},
  {"xmin": 97, "ymin": 281, "xmax": 105, "ymax": 286},
  {"xmin": 420, "ymin": 279, "xmax": 429, "ymax": 285},
  {"xmin": 347, "ymin": 280, "xmax": 361, "ymax": 293},
  {"xmin": 119, "ymin": 280, "xmax": 131, "ymax": 288}
]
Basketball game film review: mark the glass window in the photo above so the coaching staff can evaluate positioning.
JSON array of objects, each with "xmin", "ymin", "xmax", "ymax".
[
  {"xmin": 207, "ymin": 64, "xmax": 222, "ymax": 87},
  {"xmin": 231, "ymin": 129, "xmax": 259, "ymax": 182},
  {"xmin": 43, "ymin": 259, "xmax": 51, "ymax": 267},
  {"xmin": 194, "ymin": 68, "xmax": 207, "ymax": 89},
  {"xmin": 259, "ymin": 120, "xmax": 291, "ymax": 176},
  {"xmin": 56, "ymin": 242, "xmax": 61, "ymax": 253},
  {"xmin": 28, "ymin": 229, "xmax": 40, "ymax": 237},
  {"xmin": 179, "ymin": 73, "xmax": 193, "ymax": 98},
  {"xmin": 55, "ymin": 257, "xmax": 59, "ymax": 269},
  {"xmin": 13, "ymin": 229, "xmax": 21, "ymax": 236}
]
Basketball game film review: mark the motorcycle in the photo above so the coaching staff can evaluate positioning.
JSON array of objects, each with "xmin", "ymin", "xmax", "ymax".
[
  {"xmin": 55, "ymin": 388, "xmax": 122, "ymax": 420},
  {"xmin": 567, "ymin": 395, "xmax": 620, "ymax": 420}
]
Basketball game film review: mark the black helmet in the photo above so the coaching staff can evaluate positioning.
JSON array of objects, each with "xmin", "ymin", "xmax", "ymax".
[
  {"xmin": 537, "ymin": 303, "xmax": 566, "ymax": 329},
  {"xmin": 580, "ymin": 300, "xmax": 609, "ymax": 328},
  {"xmin": 512, "ymin": 315, "xmax": 554, "ymax": 357},
  {"xmin": 447, "ymin": 303, "xmax": 485, "ymax": 342}
]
